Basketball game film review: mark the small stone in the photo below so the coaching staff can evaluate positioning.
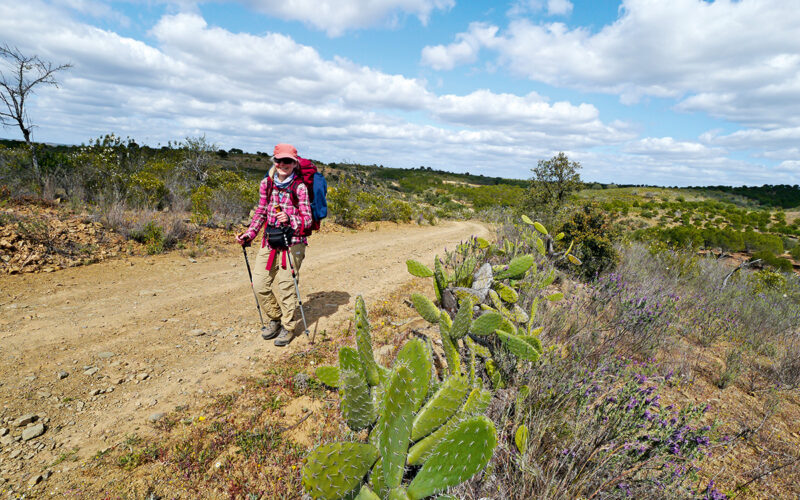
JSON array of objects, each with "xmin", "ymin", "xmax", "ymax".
[
  {"xmin": 43, "ymin": 470, "xmax": 51, "ymax": 480},
  {"xmin": 188, "ymin": 258, "xmax": 197, "ymax": 263},
  {"xmin": 136, "ymin": 372, "xmax": 150, "ymax": 381},
  {"xmin": 105, "ymin": 386, "xmax": 114, "ymax": 393},
  {"xmin": 24, "ymin": 375, "xmax": 37, "ymax": 382},
  {"xmin": 89, "ymin": 389, "xmax": 101, "ymax": 396},
  {"xmin": 9, "ymin": 448, "xmax": 21, "ymax": 459},
  {"xmin": 0, "ymin": 427, "xmax": 8, "ymax": 436},
  {"xmin": 189, "ymin": 329, "xmax": 205, "ymax": 337},
  {"xmin": 98, "ymin": 352, "xmax": 114, "ymax": 359},
  {"xmin": 84, "ymin": 367, "xmax": 99, "ymax": 376},
  {"xmin": 22, "ymin": 423, "xmax": 45, "ymax": 441},
  {"xmin": 0, "ymin": 435, "xmax": 13, "ymax": 445},
  {"xmin": 36, "ymin": 390, "xmax": 51, "ymax": 399},
  {"xmin": 148, "ymin": 412, "xmax": 165, "ymax": 423},
  {"xmin": 13, "ymin": 414, "xmax": 37, "ymax": 427},
  {"xmin": 115, "ymin": 378, "xmax": 124, "ymax": 385},
  {"xmin": 28, "ymin": 474, "xmax": 43, "ymax": 487},
  {"xmin": 57, "ymin": 371, "xmax": 68, "ymax": 379}
]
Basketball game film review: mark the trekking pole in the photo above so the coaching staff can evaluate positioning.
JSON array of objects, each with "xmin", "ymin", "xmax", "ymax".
[
  {"xmin": 241, "ymin": 244, "xmax": 266, "ymax": 329},
  {"xmin": 277, "ymin": 208, "xmax": 312, "ymax": 342}
]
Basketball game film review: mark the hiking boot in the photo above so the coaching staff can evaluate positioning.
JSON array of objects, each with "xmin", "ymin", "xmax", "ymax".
[
  {"xmin": 261, "ymin": 320, "xmax": 281, "ymax": 340},
  {"xmin": 273, "ymin": 327, "xmax": 294, "ymax": 347}
]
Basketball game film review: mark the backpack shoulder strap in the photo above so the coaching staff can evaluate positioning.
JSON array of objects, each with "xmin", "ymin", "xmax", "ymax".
[
  {"xmin": 263, "ymin": 175, "xmax": 274, "ymax": 203},
  {"xmin": 285, "ymin": 175, "xmax": 304, "ymax": 208}
]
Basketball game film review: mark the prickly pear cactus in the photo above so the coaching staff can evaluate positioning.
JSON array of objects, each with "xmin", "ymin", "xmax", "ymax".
[
  {"xmin": 395, "ymin": 338, "xmax": 432, "ymax": 411},
  {"xmin": 406, "ymin": 259, "xmax": 434, "ymax": 278},
  {"xmin": 515, "ymin": 424, "xmax": 529, "ymax": 454},
  {"xmin": 340, "ymin": 368, "xmax": 377, "ymax": 431},
  {"xmin": 378, "ymin": 365, "xmax": 416, "ymax": 489},
  {"xmin": 406, "ymin": 416, "xmax": 497, "ymax": 499},
  {"xmin": 302, "ymin": 442, "xmax": 379, "ymax": 500},
  {"xmin": 411, "ymin": 293, "xmax": 440, "ymax": 324},
  {"xmin": 494, "ymin": 254, "xmax": 534, "ymax": 280},
  {"xmin": 355, "ymin": 297, "xmax": 380, "ymax": 386},
  {"xmin": 411, "ymin": 374, "xmax": 470, "ymax": 441},
  {"xmin": 304, "ymin": 295, "xmax": 499, "ymax": 500},
  {"xmin": 407, "ymin": 387, "xmax": 492, "ymax": 466},
  {"xmin": 315, "ymin": 365, "xmax": 340, "ymax": 388},
  {"xmin": 355, "ymin": 485, "xmax": 382, "ymax": 500},
  {"xmin": 470, "ymin": 311, "xmax": 503, "ymax": 336}
]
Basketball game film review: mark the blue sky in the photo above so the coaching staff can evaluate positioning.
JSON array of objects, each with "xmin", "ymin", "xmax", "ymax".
[{"xmin": 1, "ymin": 0, "xmax": 798, "ymax": 186}]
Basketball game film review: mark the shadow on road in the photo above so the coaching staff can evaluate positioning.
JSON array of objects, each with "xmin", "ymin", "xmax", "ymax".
[{"xmin": 301, "ymin": 290, "xmax": 351, "ymax": 330}]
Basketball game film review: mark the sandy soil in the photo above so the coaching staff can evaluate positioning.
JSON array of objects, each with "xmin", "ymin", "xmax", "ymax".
[{"xmin": 0, "ymin": 220, "xmax": 490, "ymax": 491}]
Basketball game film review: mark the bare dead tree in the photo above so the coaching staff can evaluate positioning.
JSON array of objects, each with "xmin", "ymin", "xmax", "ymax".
[{"xmin": 0, "ymin": 44, "xmax": 72, "ymax": 183}]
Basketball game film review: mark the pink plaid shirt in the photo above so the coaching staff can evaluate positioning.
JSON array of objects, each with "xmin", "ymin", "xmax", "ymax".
[{"xmin": 244, "ymin": 176, "xmax": 312, "ymax": 247}]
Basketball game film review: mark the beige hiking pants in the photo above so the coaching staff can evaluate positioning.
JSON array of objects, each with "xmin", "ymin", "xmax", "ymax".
[{"xmin": 252, "ymin": 243, "xmax": 306, "ymax": 332}]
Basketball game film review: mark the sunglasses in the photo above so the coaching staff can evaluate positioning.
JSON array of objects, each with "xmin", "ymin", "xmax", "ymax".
[{"xmin": 275, "ymin": 158, "xmax": 296, "ymax": 165}]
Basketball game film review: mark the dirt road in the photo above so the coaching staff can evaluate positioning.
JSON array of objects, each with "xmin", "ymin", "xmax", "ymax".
[{"xmin": 0, "ymin": 221, "xmax": 490, "ymax": 488}]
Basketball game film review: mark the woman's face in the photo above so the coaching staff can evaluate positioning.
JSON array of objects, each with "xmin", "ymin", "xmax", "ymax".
[{"xmin": 275, "ymin": 158, "xmax": 296, "ymax": 179}]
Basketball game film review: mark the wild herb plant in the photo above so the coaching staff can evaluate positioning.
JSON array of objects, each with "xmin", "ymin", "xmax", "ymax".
[{"xmin": 457, "ymin": 356, "xmax": 718, "ymax": 499}]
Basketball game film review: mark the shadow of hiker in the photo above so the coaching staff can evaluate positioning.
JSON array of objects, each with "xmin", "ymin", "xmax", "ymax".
[{"xmin": 301, "ymin": 290, "xmax": 351, "ymax": 329}]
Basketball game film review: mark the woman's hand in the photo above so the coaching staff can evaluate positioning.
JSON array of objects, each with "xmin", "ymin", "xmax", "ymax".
[
  {"xmin": 276, "ymin": 211, "xmax": 289, "ymax": 224},
  {"xmin": 236, "ymin": 232, "xmax": 252, "ymax": 247}
]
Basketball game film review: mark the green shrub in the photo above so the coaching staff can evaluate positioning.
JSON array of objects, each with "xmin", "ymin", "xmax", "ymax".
[
  {"xmin": 328, "ymin": 177, "xmax": 359, "ymax": 227},
  {"xmin": 558, "ymin": 203, "xmax": 619, "ymax": 280},
  {"xmin": 128, "ymin": 170, "xmax": 168, "ymax": 208},
  {"xmin": 130, "ymin": 220, "xmax": 165, "ymax": 255},
  {"xmin": 190, "ymin": 185, "xmax": 213, "ymax": 224},
  {"xmin": 790, "ymin": 245, "xmax": 800, "ymax": 260},
  {"xmin": 748, "ymin": 268, "xmax": 789, "ymax": 293},
  {"xmin": 751, "ymin": 250, "xmax": 793, "ymax": 272}
]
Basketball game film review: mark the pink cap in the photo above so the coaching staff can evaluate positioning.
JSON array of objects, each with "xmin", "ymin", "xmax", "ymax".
[{"xmin": 273, "ymin": 143, "xmax": 298, "ymax": 160}]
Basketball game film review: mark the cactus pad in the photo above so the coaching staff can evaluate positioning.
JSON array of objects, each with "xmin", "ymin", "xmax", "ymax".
[
  {"xmin": 340, "ymin": 346, "xmax": 364, "ymax": 376},
  {"xmin": 315, "ymin": 365, "xmax": 340, "ymax": 388},
  {"xmin": 340, "ymin": 369, "xmax": 377, "ymax": 431},
  {"xmin": 519, "ymin": 334, "xmax": 543, "ymax": 353},
  {"xmin": 434, "ymin": 257, "xmax": 447, "ymax": 303},
  {"xmin": 378, "ymin": 365, "xmax": 416, "ymax": 489},
  {"xmin": 449, "ymin": 300, "xmax": 473, "ymax": 339},
  {"xmin": 495, "ymin": 283, "xmax": 519, "ymax": 303},
  {"xmin": 302, "ymin": 442, "xmax": 379, "ymax": 500},
  {"xmin": 411, "ymin": 293, "xmax": 440, "ymax": 324},
  {"xmin": 439, "ymin": 313, "xmax": 461, "ymax": 376},
  {"xmin": 496, "ymin": 332, "xmax": 541, "ymax": 362},
  {"xmin": 495, "ymin": 254, "xmax": 534, "ymax": 280},
  {"xmin": 355, "ymin": 485, "xmax": 381, "ymax": 500},
  {"xmin": 411, "ymin": 374, "xmax": 469, "ymax": 441},
  {"xmin": 407, "ymin": 416, "xmax": 497, "ymax": 500},
  {"xmin": 407, "ymin": 388, "xmax": 492, "ymax": 466},
  {"xmin": 406, "ymin": 259, "xmax": 434, "ymax": 278},
  {"xmin": 470, "ymin": 311, "xmax": 503, "ymax": 336},
  {"xmin": 515, "ymin": 424, "xmax": 529, "ymax": 454},
  {"xmin": 511, "ymin": 304, "xmax": 529, "ymax": 324},
  {"xmin": 532, "ymin": 221, "xmax": 548, "ymax": 235},
  {"xmin": 387, "ymin": 488, "xmax": 412, "ymax": 500},
  {"xmin": 354, "ymin": 305, "xmax": 380, "ymax": 386},
  {"xmin": 395, "ymin": 338, "xmax": 432, "ymax": 411}
]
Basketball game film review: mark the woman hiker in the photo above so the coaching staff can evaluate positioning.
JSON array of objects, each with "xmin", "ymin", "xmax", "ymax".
[{"xmin": 236, "ymin": 143, "xmax": 312, "ymax": 347}]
